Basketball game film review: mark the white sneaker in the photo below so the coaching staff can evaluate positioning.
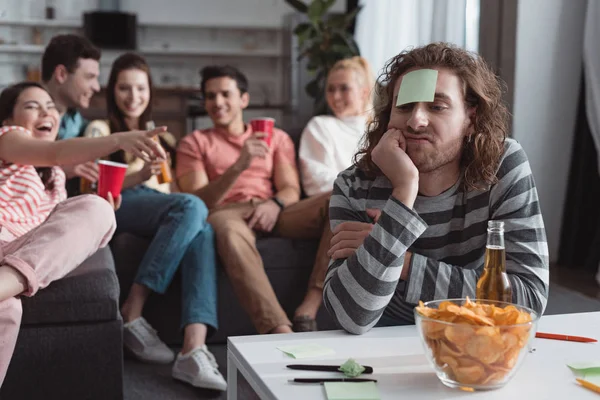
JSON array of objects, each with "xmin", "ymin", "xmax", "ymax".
[
  {"xmin": 172, "ymin": 345, "xmax": 227, "ymax": 391},
  {"xmin": 123, "ymin": 317, "xmax": 174, "ymax": 364}
]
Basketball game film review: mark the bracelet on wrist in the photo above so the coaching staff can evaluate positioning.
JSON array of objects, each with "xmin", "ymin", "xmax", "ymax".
[{"xmin": 271, "ymin": 196, "xmax": 285, "ymax": 210}]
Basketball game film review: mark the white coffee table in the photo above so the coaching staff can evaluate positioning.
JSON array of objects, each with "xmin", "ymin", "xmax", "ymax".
[{"xmin": 227, "ymin": 312, "xmax": 600, "ymax": 399}]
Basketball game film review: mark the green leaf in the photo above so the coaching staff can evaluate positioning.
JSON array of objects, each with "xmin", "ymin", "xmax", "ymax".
[
  {"xmin": 321, "ymin": 0, "xmax": 337, "ymax": 14},
  {"xmin": 294, "ymin": 23, "xmax": 315, "ymax": 47},
  {"xmin": 284, "ymin": 0, "xmax": 309, "ymax": 13},
  {"xmin": 332, "ymin": 30, "xmax": 360, "ymax": 55},
  {"xmin": 343, "ymin": 5, "xmax": 362, "ymax": 26},
  {"xmin": 307, "ymin": 0, "xmax": 325, "ymax": 23},
  {"xmin": 326, "ymin": 14, "xmax": 347, "ymax": 29},
  {"xmin": 293, "ymin": 22, "xmax": 312, "ymax": 35}
]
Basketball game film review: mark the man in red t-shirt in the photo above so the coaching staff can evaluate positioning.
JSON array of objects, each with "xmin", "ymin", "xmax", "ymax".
[{"xmin": 177, "ymin": 66, "xmax": 331, "ymax": 334}]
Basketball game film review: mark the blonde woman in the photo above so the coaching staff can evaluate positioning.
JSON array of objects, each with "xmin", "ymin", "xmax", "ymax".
[
  {"xmin": 293, "ymin": 57, "xmax": 374, "ymax": 331},
  {"xmin": 299, "ymin": 56, "xmax": 374, "ymax": 197}
]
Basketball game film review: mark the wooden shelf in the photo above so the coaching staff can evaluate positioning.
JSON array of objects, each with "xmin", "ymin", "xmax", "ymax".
[
  {"xmin": 0, "ymin": 18, "xmax": 81, "ymax": 28},
  {"xmin": 0, "ymin": 44, "xmax": 44, "ymax": 53},
  {"xmin": 0, "ymin": 18, "xmax": 283, "ymax": 31},
  {"xmin": 0, "ymin": 44, "xmax": 282, "ymax": 58},
  {"xmin": 139, "ymin": 21, "xmax": 282, "ymax": 31}
]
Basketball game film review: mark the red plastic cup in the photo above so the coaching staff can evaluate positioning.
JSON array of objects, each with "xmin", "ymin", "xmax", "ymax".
[
  {"xmin": 97, "ymin": 160, "xmax": 128, "ymax": 199},
  {"xmin": 250, "ymin": 118, "xmax": 275, "ymax": 146}
]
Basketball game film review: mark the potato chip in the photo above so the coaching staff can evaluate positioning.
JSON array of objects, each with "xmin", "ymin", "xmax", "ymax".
[
  {"xmin": 439, "ymin": 355, "xmax": 459, "ymax": 370},
  {"xmin": 445, "ymin": 325, "xmax": 475, "ymax": 348},
  {"xmin": 439, "ymin": 341, "xmax": 464, "ymax": 358},
  {"xmin": 453, "ymin": 364, "xmax": 485, "ymax": 385},
  {"xmin": 499, "ymin": 347, "xmax": 521, "ymax": 369},
  {"xmin": 422, "ymin": 320, "xmax": 446, "ymax": 340},
  {"xmin": 480, "ymin": 371, "xmax": 506, "ymax": 385},
  {"xmin": 458, "ymin": 357, "xmax": 483, "ymax": 367},
  {"xmin": 465, "ymin": 335, "xmax": 504, "ymax": 364},
  {"xmin": 416, "ymin": 298, "xmax": 534, "ymax": 388}
]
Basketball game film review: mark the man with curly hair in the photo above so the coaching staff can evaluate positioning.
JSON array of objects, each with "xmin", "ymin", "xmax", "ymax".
[{"xmin": 324, "ymin": 43, "xmax": 549, "ymax": 334}]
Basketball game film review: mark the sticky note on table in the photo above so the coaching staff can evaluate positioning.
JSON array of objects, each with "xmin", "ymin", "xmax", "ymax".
[
  {"xmin": 396, "ymin": 69, "xmax": 438, "ymax": 106},
  {"xmin": 277, "ymin": 343, "xmax": 335, "ymax": 359},
  {"xmin": 567, "ymin": 362, "xmax": 600, "ymax": 385},
  {"xmin": 324, "ymin": 382, "xmax": 380, "ymax": 400}
]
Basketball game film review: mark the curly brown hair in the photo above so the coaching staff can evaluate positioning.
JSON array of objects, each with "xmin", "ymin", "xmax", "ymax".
[{"xmin": 355, "ymin": 42, "xmax": 508, "ymax": 191}]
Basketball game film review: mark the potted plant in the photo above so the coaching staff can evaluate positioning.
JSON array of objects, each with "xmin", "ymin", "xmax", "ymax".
[{"xmin": 285, "ymin": 0, "xmax": 362, "ymax": 114}]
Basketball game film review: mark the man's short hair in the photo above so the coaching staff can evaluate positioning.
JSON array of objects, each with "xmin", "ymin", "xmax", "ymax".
[
  {"xmin": 200, "ymin": 65, "xmax": 249, "ymax": 97},
  {"xmin": 41, "ymin": 34, "xmax": 101, "ymax": 82}
]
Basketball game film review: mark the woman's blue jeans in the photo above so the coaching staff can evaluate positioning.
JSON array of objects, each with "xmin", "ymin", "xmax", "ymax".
[{"xmin": 115, "ymin": 185, "xmax": 217, "ymax": 332}]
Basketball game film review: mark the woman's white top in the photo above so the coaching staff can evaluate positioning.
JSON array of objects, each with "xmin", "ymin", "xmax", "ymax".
[{"xmin": 299, "ymin": 115, "xmax": 367, "ymax": 196}]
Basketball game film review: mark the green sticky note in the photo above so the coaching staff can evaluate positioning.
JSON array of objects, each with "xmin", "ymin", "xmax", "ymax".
[
  {"xmin": 567, "ymin": 362, "xmax": 600, "ymax": 385},
  {"xmin": 277, "ymin": 343, "xmax": 335, "ymax": 359},
  {"xmin": 324, "ymin": 382, "xmax": 380, "ymax": 400},
  {"xmin": 396, "ymin": 69, "xmax": 438, "ymax": 106}
]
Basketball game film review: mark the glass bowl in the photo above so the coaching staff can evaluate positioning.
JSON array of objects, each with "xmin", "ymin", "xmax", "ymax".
[{"xmin": 414, "ymin": 298, "xmax": 539, "ymax": 391}]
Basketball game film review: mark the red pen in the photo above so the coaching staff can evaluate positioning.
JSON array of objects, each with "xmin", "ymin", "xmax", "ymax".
[{"xmin": 535, "ymin": 332, "xmax": 597, "ymax": 343}]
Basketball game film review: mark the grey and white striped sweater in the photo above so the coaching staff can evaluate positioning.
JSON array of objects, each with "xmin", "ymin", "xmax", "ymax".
[{"xmin": 323, "ymin": 138, "xmax": 549, "ymax": 335}]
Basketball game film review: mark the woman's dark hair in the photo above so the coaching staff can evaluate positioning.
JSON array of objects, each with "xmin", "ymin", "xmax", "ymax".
[
  {"xmin": 106, "ymin": 52, "xmax": 176, "ymax": 164},
  {"xmin": 0, "ymin": 81, "xmax": 56, "ymax": 190}
]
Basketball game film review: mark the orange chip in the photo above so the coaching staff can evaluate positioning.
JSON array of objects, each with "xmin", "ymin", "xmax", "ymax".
[
  {"xmin": 445, "ymin": 325, "xmax": 475, "ymax": 348},
  {"xmin": 439, "ymin": 341, "xmax": 464, "ymax": 358},
  {"xmin": 480, "ymin": 371, "xmax": 507, "ymax": 385},
  {"xmin": 465, "ymin": 335, "xmax": 504, "ymax": 365},
  {"xmin": 453, "ymin": 364, "xmax": 486, "ymax": 385},
  {"xmin": 422, "ymin": 320, "xmax": 446, "ymax": 340},
  {"xmin": 439, "ymin": 355, "xmax": 459, "ymax": 370}
]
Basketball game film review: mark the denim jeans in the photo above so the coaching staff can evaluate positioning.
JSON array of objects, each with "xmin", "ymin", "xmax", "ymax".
[{"xmin": 115, "ymin": 185, "xmax": 217, "ymax": 332}]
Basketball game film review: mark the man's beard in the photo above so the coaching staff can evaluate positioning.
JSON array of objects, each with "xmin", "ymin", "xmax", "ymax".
[{"xmin": 406, "ymin": 135, "xmax": 465, "ymax": 174}]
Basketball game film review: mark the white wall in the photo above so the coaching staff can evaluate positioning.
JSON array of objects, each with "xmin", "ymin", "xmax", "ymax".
[
  {"xmin": 0, "ymin": 0, "xmax": 345, "ymax": 111},
  {"xmin": 121, "ymin": 0, "xmax": 345, "ymax": 27},
  {"xmin": 512, "ymin": 0, "xmax": 588, "ymax": 262}
]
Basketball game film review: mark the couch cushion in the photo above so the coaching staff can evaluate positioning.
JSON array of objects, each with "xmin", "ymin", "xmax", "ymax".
[
  {"xmin": 20, "ymin": 247, "xmax": 120, "ymax": 325},
  {"xmin": 256, "ymin": 237, "xmax": 319, "ymax": 271}
]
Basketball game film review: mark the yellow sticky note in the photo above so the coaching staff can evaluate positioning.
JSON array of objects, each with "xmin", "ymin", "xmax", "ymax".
[{"xmin": 396, "ymin": 69, "xmax": 438, "ymax": 106}]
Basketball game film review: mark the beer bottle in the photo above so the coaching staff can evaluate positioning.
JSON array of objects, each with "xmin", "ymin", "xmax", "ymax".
[
  {"xmin": 145, "ymin": 121, "xmax": 172, "ymax": 184},
  {"xmin": 476, "ymin": 220, "xmax": 512, "ymax": 302}
]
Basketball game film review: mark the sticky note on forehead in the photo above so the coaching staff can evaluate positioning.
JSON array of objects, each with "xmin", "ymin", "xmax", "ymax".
[{"xmin": 396, "ymin": 69, "xmax": 439, "ymax": 106}]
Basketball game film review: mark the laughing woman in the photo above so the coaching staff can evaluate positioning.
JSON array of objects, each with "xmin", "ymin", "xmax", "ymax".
[
  {"xmin": 0, "ymin": 81, "xmax": 166, "ymax": 385},
  {"xmin": 87, "ymin": 53, "xmax": 226, "ymax": 391}
]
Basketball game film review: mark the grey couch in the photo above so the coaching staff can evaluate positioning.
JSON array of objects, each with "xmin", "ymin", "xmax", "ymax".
[
  {"xmin": 0, "ymin": 247, "xmax": 124, "ymax": 400},
  {"xmin": 111, "ymin": 233, "xmax": 336, "ymax": 345},
  {"xmin": 110, "ymin": 124, "xmax": 337, "ymax": 344}
]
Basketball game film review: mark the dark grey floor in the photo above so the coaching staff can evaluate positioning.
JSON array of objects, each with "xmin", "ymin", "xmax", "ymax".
[{"xmin": 124, "ymin": 265, "xmax": 600, "ymax": 400}]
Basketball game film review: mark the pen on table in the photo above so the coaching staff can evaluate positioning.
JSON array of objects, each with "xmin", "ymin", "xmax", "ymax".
[
  {"xmin": 576, "ymin": 378, "xmax": 600, "ymax": 394},
  {"xmin": 291, "ymin": 378, "xmax": 378, "ymax": 384},
  {"xmin": 287, "ymin": 364, "xmax": 374, "ymax": 374},
  {"xmin": 535, "ymin": 332, "xmax": 597, "ymax": 343}
]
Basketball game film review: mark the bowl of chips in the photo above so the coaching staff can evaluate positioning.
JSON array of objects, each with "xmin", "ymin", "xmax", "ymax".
[{"xmin": 414, "ymin": 298, "xmax": 539, "ymax": 391}]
